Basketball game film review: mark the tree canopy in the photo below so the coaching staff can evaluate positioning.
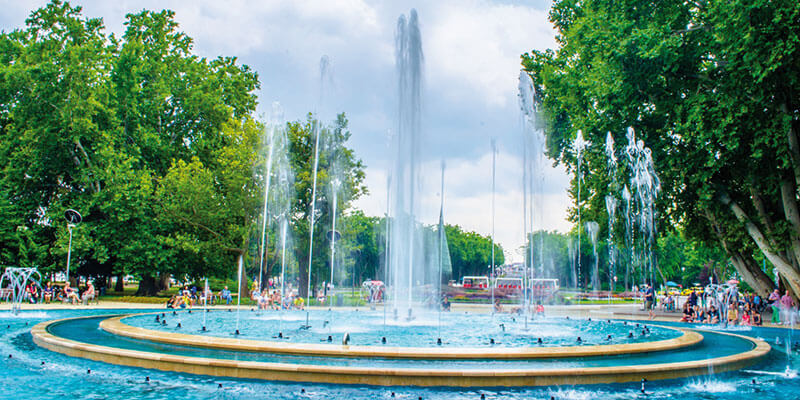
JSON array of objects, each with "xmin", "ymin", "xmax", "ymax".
[{"xmin": 523, "ymin": 0, "xmax": 799, "ymax": 297}]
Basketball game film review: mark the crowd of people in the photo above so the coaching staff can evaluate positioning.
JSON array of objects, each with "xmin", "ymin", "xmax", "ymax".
[
  {"xmin": 15, "ymin": 281, "xmax": 96, "ymax": 305},
  {"xmin": 670, "ymin": 288, "xmax": 798, "ymax": 326},
  {"xmin": 165, "ymin": 284, "xmax": 309, "ymax": 311}
]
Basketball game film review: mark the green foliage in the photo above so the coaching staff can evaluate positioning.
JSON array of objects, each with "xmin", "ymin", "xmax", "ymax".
[
  {"xmin": 284, "ymin": 114, "xmax": 366, "ymax": 297},
  {"xmin": 523, "ymin": 0, "xmax": 800, "ymax": 296},
  {"xmin": 445, "ymin": 224, "xmax": 504, "ymax": 278},
  {"xmin": 0, "ymin": 1, "xmax": 259, "ymax": 291}
]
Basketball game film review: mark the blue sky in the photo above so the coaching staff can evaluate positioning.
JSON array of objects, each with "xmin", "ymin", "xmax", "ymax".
[{"xmin": 2, "ymin": 0, "xmax": 571, "ymax": 262}]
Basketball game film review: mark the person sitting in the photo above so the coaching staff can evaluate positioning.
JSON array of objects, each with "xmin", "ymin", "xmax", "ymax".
[
  {"xmin": 664, "ymin": 294, "xmax": 676, "ymax": 312},
  {"xmin": 81, "ymin": 281, "xmax": 96, "ymax": 305},
  {"xmin": 294, "ymin": 295, "xmax": 305, "ymax": 310},
  {"xmin": 693, "ymin": 305, "xmax": 706, "ymax": 324},
  {"xmin": 680, "ymin": 302, "xmax": 694, "ymax": 322},
  {"xmin": 258, "ymin": 289, "xmax": 270, "ymax": 310},
  {"xmin": 271, "ymin": 291, "xmax": 281, "ymax": 310},
  {"xmin": 43, "ymin": 282, "xmax": 54, "ymax": 303},
  {"xmin": 219, "ymin": 286, "xmax": 232, "ymax": 305},
  {"xmin": 752, "ymin": 307, "xmax": 763, "ymax": 325},
  {"xmin": 63, "ymin": 282, "xmax": 79, "ymax": 305},
  {"xmin": 166, "ymin": 295, "xmax": 178, "ymax": 309},
  {"xmin": 494, "ymin": 299, "xmax": 503, "ymax": 313},
  {"xmin": 706, "ymin": 305, "xmax": 720, "ymax": 324},
  {"xmin": 727, "ymin": 302, "xmax": 739, "ymax": 325},
  {"xmin": 180, "ymin": 291, "xmax": 190, "ymax": 309},
  {"xmin": 742, "ymin": 310, "xmax": 751, "ymax": 325},
  {"xmin": 441, "ymin": 296, "xmax": 451, "ymax": 312}
]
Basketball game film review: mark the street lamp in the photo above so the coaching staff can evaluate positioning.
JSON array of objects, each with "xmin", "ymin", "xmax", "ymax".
[{"xmin": 64, "ymin": 209, "xmax": 82, "ymax": 284}]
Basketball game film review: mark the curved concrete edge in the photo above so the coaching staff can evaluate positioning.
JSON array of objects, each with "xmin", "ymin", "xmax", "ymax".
[
  {"xmin": 101, "ymin": 313, "xmax": 702, "ymax": 359},
  {"xmin": 32, "ymin": 317, "xmax": 771, "ymax": 387}
]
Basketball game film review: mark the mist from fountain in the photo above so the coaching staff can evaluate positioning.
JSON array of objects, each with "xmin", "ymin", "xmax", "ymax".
[
  {"xmin": 605, "ymin": 131, "xmax": 618, "ymax": 296},
  {"xmin": 624, "ymin": 127, "xmax": 661, "ymax": 287},
  {"xmin": 585, "ymin": 221, "xmax": 600, "ymax": 293},
  {"xmin": 573, "ymin": 131, "xmax": 589, "ymax": 289},
  {"xmin": 269, "ymin": 109, "xmax": 295, "ymax": 335},
  {"xmin": 622, "ymin": 184, "xmax": 633, "ymax": 291},
  {"xmin": 605, "ymin": 195, "xmax": 618, "ymax": 298},
  {"xmin": 388, "ymin": 9, "xmax": 426, "ymax": 318},
  {"xmin": 257, "ymin": 102, "xmax": 282, "ymax": 290}
]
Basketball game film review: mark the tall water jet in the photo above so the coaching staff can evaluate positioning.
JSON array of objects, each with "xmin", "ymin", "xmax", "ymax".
[
  {"xmin": 624, "ymin": 127, "xmax": 661, "ymax": 288},
  {"xmin": 257, "ymin": 102, "xmax": 283, "ymax": 290},
  {"xmin": 568, "ymin": 238, "xmax": 577, "ymax": 288},
  {"xmin": 519, "ymin": 70, "xmax": 547, "ymax": 305},
  {"xmin": 573, "ymin": 131, "xmax": 589, "ymax": 289},
  {"xmin": 585, "ymin": 221, "xmax": 600, "ymax": 293},
  {"xmin": 327, "ymin": 131, "xmax": 344, "ymax": 307},
  {"xmin": 605, "ymin": 195, "xmax": 618, "ymax": 298},
  {"xmin": 622, "ymin": 185, "xmax": 632, "ymax": 291},
  {"xmin": 268, "ymin": 113, "xmax": 295, "ymax": 333},
  {"xmin": 490, "ymin": 139, "xmax": 498, "ymax": 315},
  {"xmin": 437, "ymin": 160, "xmax": 446, "ymax": 339},
  {"xmin": 518, "ymin": 71, "xmax": 532, "ymax": 307},
  {"xmin": 605, "ymin": 132, "xmax": 618, "ymax": 297},
  {"xmin": 388, "ymin": 9, "xmax": 425, "ymax": 317}
]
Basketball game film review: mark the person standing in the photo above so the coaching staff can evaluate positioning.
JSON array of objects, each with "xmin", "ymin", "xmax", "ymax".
[
  {"xmin": 769, "ymin": 289, "xmax": 781, "ymax": 323},
  {"xmin": 779, "ymin": 290, "xmax": 797, "ymax": 325},
  {"xmin": 645, "ymin": 283, "xmax": 655, "ymax": 320}
]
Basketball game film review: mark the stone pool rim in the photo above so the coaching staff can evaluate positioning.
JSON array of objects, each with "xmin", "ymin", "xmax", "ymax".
[
  {"xmin": 31, "ymin": 314, "xmax": 771, "ymax": 387},
  {"xmin": 102, "ymin": 312, "xmax": 702, "ymax": 359}
]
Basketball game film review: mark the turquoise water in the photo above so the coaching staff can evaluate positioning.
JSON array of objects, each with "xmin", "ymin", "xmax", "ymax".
[
  {"xmin": 49, "ymin": 316, "xmax": 751, "ymax": 368},
  {"xmin": 121, "ymin": 309, "xmax": 680, "ymax": 348},
  {"xmin": 3, "ymin": 309, "xmax": 799, "ymax": 399}
]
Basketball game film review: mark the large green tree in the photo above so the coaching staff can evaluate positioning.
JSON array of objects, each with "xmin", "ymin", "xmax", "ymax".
[
  {"xmin": 287, "ymin": 114, "xmax": 366, "ymax": 298},
  {"xmin": 0, "ymin": 1, "xmax": 259, "ymax": 293},
  {"xmin": 523, "ymin": 0, "xmax": 799, "ymax": 297}
]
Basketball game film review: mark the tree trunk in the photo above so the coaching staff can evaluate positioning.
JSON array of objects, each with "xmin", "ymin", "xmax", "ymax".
[
  {"xmin": 782, "ymin": 102, "xmax": 800, "ymax": 189},
  {"xmin": 718, "ymin": 193, "xmax": 800, "ymax": 298},
  {"xmin": 704, "ymin": 208, "xmax": 773, "ymax": 296},
  {"xmin": 729, "ymin": 251, "xmax": 773, "ymax": 297},
  {"xmin": 115, "ymin": 274, "xmax": 124, "ymax": 292},
  {"xmin": 298, "ymin": 254, "xmax": 309, "ymax": 299},
  {"xmin": 135, "ymin": 275, "xmax": 161, "ymax": 296},
  {"xmin": 780, "ymin": 178, "xmax": 800, "ymax": 269},
  {"xmin": 158, "ymin": 274, "xmax": 170, "ymax": 291}
]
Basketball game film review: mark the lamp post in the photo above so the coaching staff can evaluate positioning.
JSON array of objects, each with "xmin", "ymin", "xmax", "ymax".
[{"xmin": 64, "ymin": 209, "xmax": 82, "ymax": 284}]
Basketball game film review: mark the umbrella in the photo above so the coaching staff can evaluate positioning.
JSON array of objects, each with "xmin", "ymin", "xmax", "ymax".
[{"xmin": 665, "ymin": 281, "xmax": 680, "ymax": 287}]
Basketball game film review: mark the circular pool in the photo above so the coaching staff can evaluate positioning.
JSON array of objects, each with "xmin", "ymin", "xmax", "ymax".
[{"xmin": 31, "ymin": 309, "xmax": 771, "ymax": 387}]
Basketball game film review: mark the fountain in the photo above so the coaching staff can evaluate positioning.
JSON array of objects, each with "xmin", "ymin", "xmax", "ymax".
[
  {"xmin": 585, "ymin": 221, "xmax": 600, "ymax": 293},
  {"xmin": 13, "ymin": 8, "xmax": 789, "ymax": 398},
  {"xmin": 574, "ymin": 130, "xmax": 589, "ymax": 289},
  {"xmin": 0, "ymin": 267, "xmax": 41, "ymax": 314},
  {"xmin": 624, "ymin": 127, "xmax": 661, "ymax": 288},
  {"xmin": 387, "ymin": 9, "xmax": 427, "ymax": 317}
]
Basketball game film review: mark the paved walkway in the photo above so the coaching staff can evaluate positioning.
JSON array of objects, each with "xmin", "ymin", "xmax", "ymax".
[{"xmin": 2, "ymin": 300, "xmax": 795, "ymax": 329}]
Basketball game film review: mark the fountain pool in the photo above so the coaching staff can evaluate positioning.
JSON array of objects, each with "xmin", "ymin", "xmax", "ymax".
[{"xmin": 25, "ymin": 308, "xmax": 777, "ymax": 388}]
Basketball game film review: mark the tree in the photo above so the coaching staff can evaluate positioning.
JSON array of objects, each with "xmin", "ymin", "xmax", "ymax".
[
  {"xmin": 445, "ymin": 224, "xmax": 504, "ymax": 279},
  {"xmin": 522, "ymin": 0, "xmax": 799, "ymax": 298},
  {"xmin": 0, "ymin": 1, "xmax": 259, "ymax": 292},
  {"xmin": 287, "ymin": 114, "xmax": 366, "ymax": 298}
]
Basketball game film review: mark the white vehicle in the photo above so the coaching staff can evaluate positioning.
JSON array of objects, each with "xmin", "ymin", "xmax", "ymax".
[{"xmin": 459, "ymin": 276, "xmax": 490, "ymax": 289}]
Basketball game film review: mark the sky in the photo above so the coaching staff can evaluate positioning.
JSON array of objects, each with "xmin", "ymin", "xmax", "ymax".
[{"xmin": 1, "ymin": 0, "xmax": 572, "ymax": 262}]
